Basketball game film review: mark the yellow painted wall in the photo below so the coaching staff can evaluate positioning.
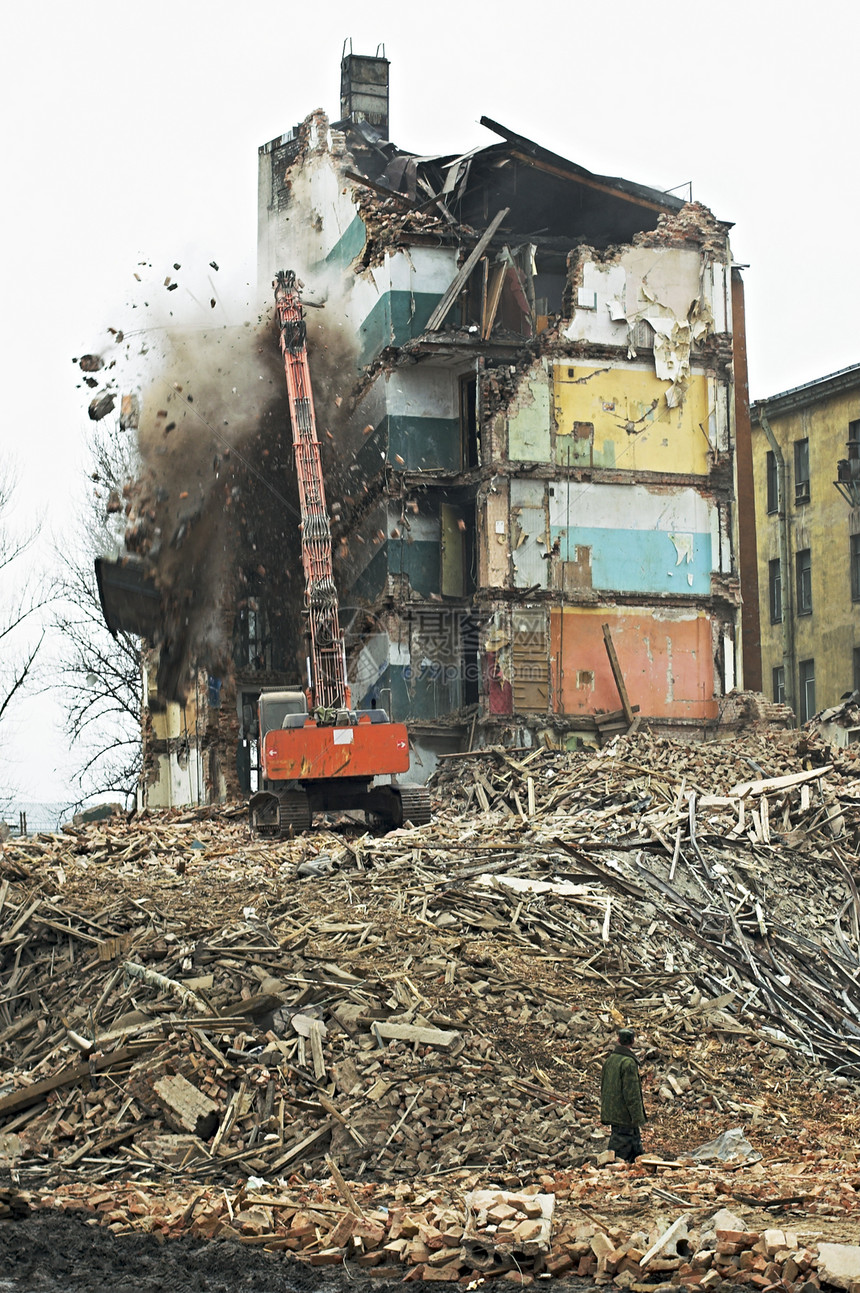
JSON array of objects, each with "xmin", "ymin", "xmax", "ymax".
[
  {"xmin": 752, "ymin": 383, "xmax": 860, "ymax": 716},
  {"xmin": 553, "ymin": 363, "xmax": 712, "ymax": 475}
]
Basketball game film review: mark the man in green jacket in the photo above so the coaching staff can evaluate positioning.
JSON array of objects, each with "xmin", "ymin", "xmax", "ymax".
[{"xmin": 600, "ymin": 1027, "xmax": 646, "ymax": 1162}]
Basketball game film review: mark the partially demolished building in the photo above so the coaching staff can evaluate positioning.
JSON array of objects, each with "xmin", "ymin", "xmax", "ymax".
[
  {"xmin": 107, "ymin": 52, "xmax": 754, "ymax": 807},
  {"xmin": 254, "ymin": 52, "xmax": 752, "ymax": 775}
]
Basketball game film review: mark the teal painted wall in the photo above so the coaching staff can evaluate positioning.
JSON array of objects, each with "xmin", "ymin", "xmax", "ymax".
[
  {"xmin": 355, "ymin": 424, "xmax": 388, "ymax": 480},
  {"xmin": 390, "ymin": 539, "xmax": 441, "ymax": 596},
  {"xmin": 324, "ymin": 213, "xmax": 367, "ymax": 269},
  {"xmin": 363, "ymin": 665, "xmax": 459, "ymax": 722},
  {"xmin": 387, "ymin": 415, "xmax": 461, "ymax": 471},
  {"xmin": 350, "ymin": 548, "xmax": 388, "ymax": 603},
  {"xmin": 354, "ymin": 415, "xmax": 461, "ymax": 475},
  {"xmin": 347, "ymin": 539, "xmax": 441, "ymax": 602},
  {"xmin": 358, "ymin": 291, "xmax": 442, "ymax": 366}
]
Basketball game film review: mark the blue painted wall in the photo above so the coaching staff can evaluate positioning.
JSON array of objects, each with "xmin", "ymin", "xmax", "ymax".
[{"xmin": 551, "ymin": 525, "xmax": 712, "ymax": 596}]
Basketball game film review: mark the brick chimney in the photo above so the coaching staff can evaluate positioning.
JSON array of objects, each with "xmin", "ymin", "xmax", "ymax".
[{"xmin": 340, "ymin": 43, "xmax": 389, "ymax": 138}]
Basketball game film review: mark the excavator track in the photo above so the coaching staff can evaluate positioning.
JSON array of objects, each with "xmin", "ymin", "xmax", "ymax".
[
  {"xmin": 276, "ymin": 792, "xmax": 312, "ymax": 837},
  {"xmin": 396, "ymin": 785, "xmax": 432, "ymax": 827},
  {"xmin": 250, "ymin": 789, "xmax": 311, "ymax": 838}
]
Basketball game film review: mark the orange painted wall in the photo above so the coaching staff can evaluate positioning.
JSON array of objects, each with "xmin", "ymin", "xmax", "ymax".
[{"xmin": 550, "ymin": 607, "xmax": 717, "ymax": 720}]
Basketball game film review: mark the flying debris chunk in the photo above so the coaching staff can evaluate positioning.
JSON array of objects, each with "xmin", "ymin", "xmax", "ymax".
[
  {"xmin": 362, "ymin": 424, "xmax": 374, "ymax": 436},
  {"xmin": 173, "ymin": 263, "xmax": 181, "ymax": 270},
  {"xmin": 167, "ymin": 284, "xmax": 178, "ymax": 292},
  {"xmin": 210, "ymin": 299, "xmax": 216, "ymax": 309},
  {"xmin": 88, "ymin": 394, "xmax": 116, "ymax": 422},
  {"xmin": 209, "ymin": 261, "xmax": 219, "ymax": 271},
  {"xmin": 79, "ymin": 354, "xmax": 104, "ymax": 373}
]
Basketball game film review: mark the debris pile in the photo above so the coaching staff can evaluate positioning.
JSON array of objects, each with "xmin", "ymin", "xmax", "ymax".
[
  {"xmin": 3, "ymin": 729, "xmax": 860, "ymax": 1279},
  {"xmin": 7, "ymin": 1163, "xmax": 860, "ymax": 1286}
]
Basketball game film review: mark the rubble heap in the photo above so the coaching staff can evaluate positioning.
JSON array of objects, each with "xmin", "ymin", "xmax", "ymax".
[{"xmin": 3, "ymin": 729, "xmax": 860, "ymax": 1283}]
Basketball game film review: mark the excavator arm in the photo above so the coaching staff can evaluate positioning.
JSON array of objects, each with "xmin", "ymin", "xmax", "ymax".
[
  {"xmin": 248, "ymin": 272, "xmax": 431, "ymax": 835},
  {"xmin": 274, "ymin": 270, "xmax": 349, "ymax": 713}
]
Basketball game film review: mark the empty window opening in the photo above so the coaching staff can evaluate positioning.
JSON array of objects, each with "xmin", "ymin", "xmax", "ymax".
[
  {"xmin": 768, "ymin": 558, "xmax": 782, "ymax": 624},
  {"xmin": 459, "ymin": 374, "xmax": 479, "ymax": 469},
  {"xmin": 766, "ymin": 450, "xmax": 780, "ymax": 514},
  {"xmin": 799, "ymin": 658, "xmax": 816, "ymax": 724},
  {"xmin": 794, "ymin": 438, "xmax": 810, "ymax": 505},
  {"xmin": 851, "ymin": 534, "xmax": 860, "ymax": 602},
  {"xmin": 796, "ymin": 548, "xmax": 812, "ymax": 616},
  {"xmin": 773, "ymin": 665, "xmax": 785, "ymax": 705}
]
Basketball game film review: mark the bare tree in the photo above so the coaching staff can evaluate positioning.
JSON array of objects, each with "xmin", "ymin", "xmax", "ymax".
[
  {"xmin": 0, "ymin": 472, "xmax": 47, "ymax": 731},
  {"xmin": 53, "ymin": 419, "xmax": 143, "ymax": 804}
]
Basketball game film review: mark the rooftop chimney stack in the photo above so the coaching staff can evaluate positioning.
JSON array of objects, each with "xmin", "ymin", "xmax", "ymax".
[{"xmin": 340, "ymin": 42, "xmax": 389, "ymax": 139}]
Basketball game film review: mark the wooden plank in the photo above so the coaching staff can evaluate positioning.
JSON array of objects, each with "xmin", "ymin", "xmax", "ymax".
[
  {"xmin": 267, "ymin": 1120, "xmax": 334, "ymax": 1174},
  {"xmin": 325, "ymin": 1153, "xmax": 365, "ymax": 1217},
  {"xmin": 372, "ymin": 1022, "xmax": 460, "ymax": 1049},
  {"xmin": 308, "ymin": 1019, "xmax": 326, "ymax": 1081},
  {"xmin": 424, "ymin": 208, "xmax": 510, "ymax": 331},
  {"xmin": 481, "ymin": 260, "xmax": 507, "ymax": 340},
  {"xmin": 3, "ymin": 898, "xmax": 41, "ymax": 944},
  {"xmin": 0, "ymin": 1046, "xmax": 140, "ymax": 1120},
  {"xmin": 729, "ymin": 765, "xmax": 832, "ymax": 798},
  {"xmin": 601, "ymin": 623, "xmax": 634, "ymax": 726},
  {"xmin": 210, "ymin": 1079, "xmax": 246, "ymax": 1156}
]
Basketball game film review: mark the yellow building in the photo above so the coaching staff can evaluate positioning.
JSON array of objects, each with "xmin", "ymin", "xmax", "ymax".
[{"xmin": 751, "ymin": 365, "xmax": 860, "ymax": 722}]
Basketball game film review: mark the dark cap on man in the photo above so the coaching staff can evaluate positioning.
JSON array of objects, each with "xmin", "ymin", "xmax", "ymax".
[{"xmin": 618, "ymin": 1027, "xmax": 635, "ymax": 1045}]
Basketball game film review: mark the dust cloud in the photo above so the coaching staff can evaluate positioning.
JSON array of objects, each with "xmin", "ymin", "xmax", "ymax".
[{"xmin": 97, "ymin": 258, "xmax": 360, "ymax": 699}]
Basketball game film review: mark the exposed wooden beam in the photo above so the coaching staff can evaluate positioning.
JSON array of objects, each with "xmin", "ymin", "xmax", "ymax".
[{"xmin": 425, "ymin": 208, "xmax": 510, "ymax": 332}]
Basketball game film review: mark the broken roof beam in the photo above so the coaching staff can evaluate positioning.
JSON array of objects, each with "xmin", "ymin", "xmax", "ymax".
[
  {"xmin": 343, "ymin": 169, "xmax": 415, "ymax": 211},
  {"xmin": 479, "ymin": 116, "xmax": 683, "ymax": 215},
  {"xmin": 424, "ymin": 207, "xmax": 510, "ymax": 332}
]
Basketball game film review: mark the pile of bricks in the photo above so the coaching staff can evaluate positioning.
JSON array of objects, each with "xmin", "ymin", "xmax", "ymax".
[
  {"xmin": 565, "ymin": 1220, "xmax": 820, "ymax": 1290},
  {"xmin": 25, "ymin": 1179, "xmax": 858, "ymax": 1288}
]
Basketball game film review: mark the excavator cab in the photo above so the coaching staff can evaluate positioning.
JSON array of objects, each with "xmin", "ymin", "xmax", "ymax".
[{"xmin": 258, "ymin": 688, "xmax": 308, "ymax": 733}]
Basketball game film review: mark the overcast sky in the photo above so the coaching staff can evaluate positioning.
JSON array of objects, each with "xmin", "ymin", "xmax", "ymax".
[{"xmin": 2, "ymin": 0, "xmax": 858, "ymax": 803}]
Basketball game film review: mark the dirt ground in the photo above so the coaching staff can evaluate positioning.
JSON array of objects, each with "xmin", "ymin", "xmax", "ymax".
[{"xmin": 0, "ymin": 1209, "xmax": 588, "ymax": 1293}]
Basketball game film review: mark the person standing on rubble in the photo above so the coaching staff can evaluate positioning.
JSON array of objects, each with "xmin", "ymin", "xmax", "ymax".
[{"xmin": 600, "ymin": 1026, "xmax": 646, "ymax": 1162}]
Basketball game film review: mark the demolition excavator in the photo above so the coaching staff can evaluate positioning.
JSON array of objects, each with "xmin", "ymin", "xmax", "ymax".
[{"xmin": 247, "ymin": 271, "xmax": 432, "ymax": 836}]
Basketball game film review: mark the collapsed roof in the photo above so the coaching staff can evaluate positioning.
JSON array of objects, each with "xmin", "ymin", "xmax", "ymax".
[{"xmin": 334, "ymin": 114, "xmax": 689, "ymax": 250}]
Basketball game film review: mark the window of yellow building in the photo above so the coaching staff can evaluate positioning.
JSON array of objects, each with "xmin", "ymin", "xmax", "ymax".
[
  {"xmin": 796, "ymin": 548, "xmax": 812, "ymax": 616},
  {"xmin": 794, "ymin": 439, "xmax": 810, "ymax": 506},
  {"xmin": 769, "ymin": 559, "xmax": 782, "ymax": 623}
]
